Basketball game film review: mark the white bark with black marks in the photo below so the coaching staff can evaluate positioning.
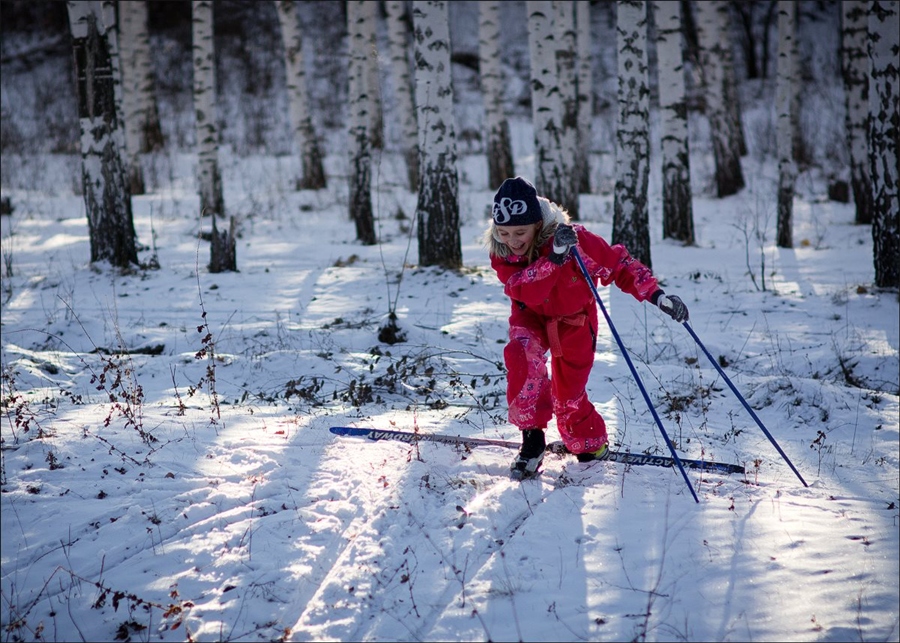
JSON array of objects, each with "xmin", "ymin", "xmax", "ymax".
[
  {"xmin": 654, "ymin": 0, "xmax": 694, "ymax": 245},
  {"xmin": 574, "ymin": 0, "xmax": 592, "ymax": 194},
  {"xmin": 275, "ymin": 0, "xmax": 326, "ymax": 190},
  {"xmin": 119, "ymin": 0, "xmax": 163, "ymax": 194},
  {"xmin": 776, "ymin": 0, "xmax": 795, "ymax": 249},
  {"xmin": 347, "ymin": 0, "xmax": 376, "ymax": 245},
  {"xmin": 67, "ymin": 1, "xmax": 137, "ymax": 269},
  {"xmin": 841, "ymin": 0, "xmax": 872, "ymax": 224},
  {"xmin": 191, "ymin": 1, "xmax": 224, "ymax": 220},
  {"xmin": 386, "ymin": 0, "xmax": 420, "ymax": 191},
  {"xmin": 612, "ymin": 0, "xmax": 652, "ymax": 269},
  {"xmin": 413, "ymin": 1, "xmax": 461, "ymax": 269},
  {"xmin": 526, "ymin": 1, "xmax": 568, "ymax": 209},
  {"xmin": 479, "ymin": 0, "xmax": 514, "ymax": 190},
  {"xmin": 868, "ymin": 0, "xmax": 899, "ymax": 288},
  {"xmin": 695, "ymin": 0, "xmax": 745, "ymax": 197},
  {"xmin": 554, "ymin": 0, "xmax": 578, "ymax": 218}
]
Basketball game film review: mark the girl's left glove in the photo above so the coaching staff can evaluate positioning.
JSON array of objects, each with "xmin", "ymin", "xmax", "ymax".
[{"xmin": 657, "ymin": 294, "xmax": 689, "ymax": 322}]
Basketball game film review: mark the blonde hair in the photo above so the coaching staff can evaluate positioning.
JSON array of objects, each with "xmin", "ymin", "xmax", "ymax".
[{"xmin": 484, "ymin": 197, "xmax": 571, "ymax": 263}]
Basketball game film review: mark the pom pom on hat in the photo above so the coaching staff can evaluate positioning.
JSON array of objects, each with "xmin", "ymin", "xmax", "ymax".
[{"xmin": 492, "ymin": 177, "xmax": 542, "ymax": 226}]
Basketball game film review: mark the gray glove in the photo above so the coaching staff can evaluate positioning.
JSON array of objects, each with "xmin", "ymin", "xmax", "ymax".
[
  {"xmin": 549, "ymin": 224, "xmax": 577, "ymax": 264},
  {"xmin": 657, "ymin": 294, "xmax": 689, "ymax": 322}
]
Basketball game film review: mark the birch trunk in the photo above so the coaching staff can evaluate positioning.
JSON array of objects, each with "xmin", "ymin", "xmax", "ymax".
[
  {"xmin": 191, "ymin": 0, "xmax": 224, "ymax": 220},
  {"xmin": 695, "ymin": 0, "xmax": 745, "ymax": 197},
  {"xmin": 275, "ymin": 0, "xmax": 326, "ymax": 190},
  {"xmin": 554, "ymin": 0, "xmax": 578, "ymax": 218},
  {"xmin": 412, "ymin": 0, "xmax": 461, "ymax": 269},
  {"xmin": 347, "ymin": 0, "xmax": 376, "ymax": 245},
  {"xmin": 654, "ymin": 0, "xmax": 694, "ymax": 245},
  {"xmin": 119, "ymin": 0, "xmax": 162, "ymax": 194},
  {"xmin": 526, "ymin": 1, "xmax": 568, "ymax": 208},
  {"xmin": 574, "ymin": 0, "xmax": 592, "ymax": 194},
  {"xmin": 67, "ymin": 1, "xmax": 138, "ymax": 268},
  {"xmin": 841, "ymin": 0, "xmax": 872, "ymax": 224},
  {"xmin": 364, "ymin": 2, "xmax": 384, "ymax": 151},
  {"xmin": 868, "ymin": 0, "xmax": 900, "ymax": 288},
  {"xmin": 612, "ymin": 0, "xmax": 652, "ymax": 269},
  {"xmin": 478, "ymin": 0, "xmax": 514, "ymax": 190},
  {"xmin": 776, "ymin": 0, "xmax": 795, "ymax": 249},
  {"xmin": 386, "ymin": 0, "xmax": 419, "ymax": 191}
]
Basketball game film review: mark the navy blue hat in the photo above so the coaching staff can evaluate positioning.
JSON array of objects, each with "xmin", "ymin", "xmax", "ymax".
[{"xmin": 492, "ymin": 177, "xmax": 542, "ymax": 226}]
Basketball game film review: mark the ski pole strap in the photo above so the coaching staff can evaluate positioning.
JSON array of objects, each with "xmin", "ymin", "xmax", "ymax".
[
  {"xmin": 681, "ymin": 321, "xmax": 809, "ymax": 487},
  {"xmin": 571, "ymin": 249, "xmax": 699, "ymax": 503}
]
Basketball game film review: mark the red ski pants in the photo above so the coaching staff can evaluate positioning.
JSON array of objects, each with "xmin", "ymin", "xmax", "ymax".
[{"xmin": 503, "ymin": 306, "xmax": 608, "ymax": 454}]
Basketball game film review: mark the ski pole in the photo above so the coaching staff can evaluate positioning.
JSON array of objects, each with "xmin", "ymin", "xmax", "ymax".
[
  {"xmin": 681, "ymin": 321, "xmax": 809, "ymax": 487},
  {"xmin": 571, "ymin": 249, "xmax": 699, "ymax": 503}
]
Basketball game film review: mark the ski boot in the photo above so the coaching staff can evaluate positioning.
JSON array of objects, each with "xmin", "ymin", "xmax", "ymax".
[
  {"xmin": 575, "ymin": 443, "xmax": 609, "ymax": 463},
  {"xmin": 510, "ymin": 429, "xmax": 546, "ymax": 480}
]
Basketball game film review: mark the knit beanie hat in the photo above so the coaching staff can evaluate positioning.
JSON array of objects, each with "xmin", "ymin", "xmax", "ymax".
[{"xmin": 492, "ymin": 177, "xmax": 542, "ymax": 226}]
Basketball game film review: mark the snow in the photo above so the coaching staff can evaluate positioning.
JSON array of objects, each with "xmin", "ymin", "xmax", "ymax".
[
  {"xmin": 2, "ymin": 128, "xmax": 898, "ymax": 641},
  {"xmin": 2, "ymin": 6, "xmax": 899, "ymax": 642}
]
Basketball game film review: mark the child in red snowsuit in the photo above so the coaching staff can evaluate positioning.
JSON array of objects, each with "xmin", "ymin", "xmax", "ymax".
[{"xmin": 486, "ymin": 177, "xmax": 689, "ymax": 480}]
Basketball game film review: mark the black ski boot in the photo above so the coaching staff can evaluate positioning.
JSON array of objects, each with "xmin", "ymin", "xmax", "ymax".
[
  {"xmin": 510, "ymin": 429, "xmax": 546, "ymax": 480},
  {"xmin": 575, "ymin": 443, "xmax": 609, "ymax": 462}
]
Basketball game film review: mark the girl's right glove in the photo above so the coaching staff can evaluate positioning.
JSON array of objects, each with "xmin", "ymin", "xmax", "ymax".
[
  {"xmin": 549, "ymin": 224, "xmax": 578, "ymax": 264},
  {"xmin": 656, "ymin": 294, "xmax": 689, "ymax": 322}
]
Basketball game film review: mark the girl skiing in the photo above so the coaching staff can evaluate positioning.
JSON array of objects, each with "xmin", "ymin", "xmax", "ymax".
[{"xmin": 485, "ymin": 177, "xmax": 689, "ymax": 480}]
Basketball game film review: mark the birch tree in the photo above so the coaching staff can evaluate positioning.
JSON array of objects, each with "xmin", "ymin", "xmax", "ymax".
[
  {"xmin": 775, "ymin": 0, "xmax": 795, "ymax": 249},
  {"xmin": 192, "ymin": 1, "xmax": 224, "ymax": 220},
  {"xmin": 654, "ymin": 0, "xmax": 694, "ymax": 245},
  {"xmin": 554, "ymin": 0, "xmax": 579, "ymax": 218},
  {"xmin": 386, "ymin": 0, "xmax": 419, "ymax": 191},
  {"xmin": 695, "ymin": 0, "xmax": 745, "ymax": 197},
  {"xmin": 868, "ymin": 0, "xmax": 899, "ymax": 288},
  {"xmin": 365, "ymin": 2, "xmax": 384, "ymax": 151},
  {"xmin": 478, "ymin": 0, "xmax": 514, "ymax": 190},
  {"xmin": 347, "ymin": 0, "xmax": 377, "ymax": 245},
  {"xmin": 275, "ymin": 0, "xmax": 326, "ymax": 190},
  {"xmin": 612, "ymin": 0, "xmax": 652, "ymax": 268},
  {"xmin": 526, "ymin": 1, "xmax": 570, "ymax": 210},
  {"xmin": 66, "ymin": 1, "xmax": 138, "ymax": 268},
  {"xmin": 412, "ymin": 0, "xmax": 461, "ymax": 269},
  {"xmin": 119, "ymin": 0, "xmax": 163, "ymax": 195},
  {"xmin": 574, "ymin": 0, "xmax": 592, "ymax": 194},
  {"xmin": 841, "ymin": 0, "xmax": 872, "ymax": 224}
]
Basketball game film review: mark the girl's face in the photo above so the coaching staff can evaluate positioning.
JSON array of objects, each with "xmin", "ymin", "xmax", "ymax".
[{"xmin": 496, "ymin": 223, "xmax": 541, "ymax": 256}]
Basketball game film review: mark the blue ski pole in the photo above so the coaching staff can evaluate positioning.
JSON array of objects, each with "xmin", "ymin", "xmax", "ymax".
[
  {"xmin": 571, "ymin": 249, "xmax": 699, "ymax": 503},
  {"xmin": 681, "ymin": 321, "xmax": 808, "ymax": 487}
]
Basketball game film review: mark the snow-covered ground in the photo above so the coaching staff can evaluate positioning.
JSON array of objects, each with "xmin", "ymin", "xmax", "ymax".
[
  {"xmin": 2, "ymin": 124, "xmax": 898, "ymax": 641},
  {"xmin": 2, "ymin": 2, "xmax": 898, "ymax": 641}
]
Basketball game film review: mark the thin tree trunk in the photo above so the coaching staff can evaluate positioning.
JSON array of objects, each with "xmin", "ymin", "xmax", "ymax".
[
  {"xmin": 776, "ymin": 0, "xmax": 795, "ymax": 249},
  {"xmin": 613, "ymin": 0, "xmax": 652, "ymax": 269},
  {"xmin": 413, "ymin": 0, "xmax": 461, "ymax": 269},
  {"xmin": 526, "ymin": 1, "xmax": 568, "ymax": 209},
  {"xmin": 841, "ymin": 0, "xmax": 872, "ymax": 224},
  {"xmin": 191, "ymin": 0, "xmax": 224, "ymax": 220},
  {"xmin": 67, "ymin": 1, "xmax": 138, "ymax": 269},
  {"xmin": 717, "ymin": 2, "xmax": 747, "ymax": 157},
  {"xmin": 275, "ymin": 0, "xmax": 326, "ymax": 190},
  {"xmin": 695, "ymin": 0, "xmax": 745, "ymax": 197},
  {"xmin": 554, "ymin": 0, "xmax": 578, "ymax": 218},
  {"xmin": 365, "ymin": 2, "xmax": 384, "ymax": 151},
  {"xmin": 386, "ymin": 0, "xmax": 419, "ymax": 191},
  {"xmin": 119, "ymin": 0, "xmax": 160, "ymax": 194},
  {"xmin": 574, "ymin": 0, "xmax": 593, "ymax": 194},
  {"xmin": 479, "ymin": 0, "xmax": 514, "ymax": 190},
  {"xmin": 347, "ymin": 0, "xmax": 376, "ymax": 245},
  {"xmin": 654, "ymin": 0, "xmax": 694, "ymax": 245},
  {"xmin": 869, "ymin": 0, "xmax": 900, "ymax": 289}
]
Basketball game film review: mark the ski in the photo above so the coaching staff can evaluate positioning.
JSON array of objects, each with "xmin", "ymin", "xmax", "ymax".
[{"xmin": 329, "ymin": 426, "xmax": 745, "ymax": 475}]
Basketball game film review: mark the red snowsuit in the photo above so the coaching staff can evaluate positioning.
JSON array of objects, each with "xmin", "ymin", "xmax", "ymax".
[{"xmin": 491, "ymin": 225, "xmax": 659, "ymax": 455}]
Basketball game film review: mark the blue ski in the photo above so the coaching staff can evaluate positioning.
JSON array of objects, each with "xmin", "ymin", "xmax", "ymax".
[{"xmin": 329, "ymin": 426, "xmax": 745, "ymax": 475}]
